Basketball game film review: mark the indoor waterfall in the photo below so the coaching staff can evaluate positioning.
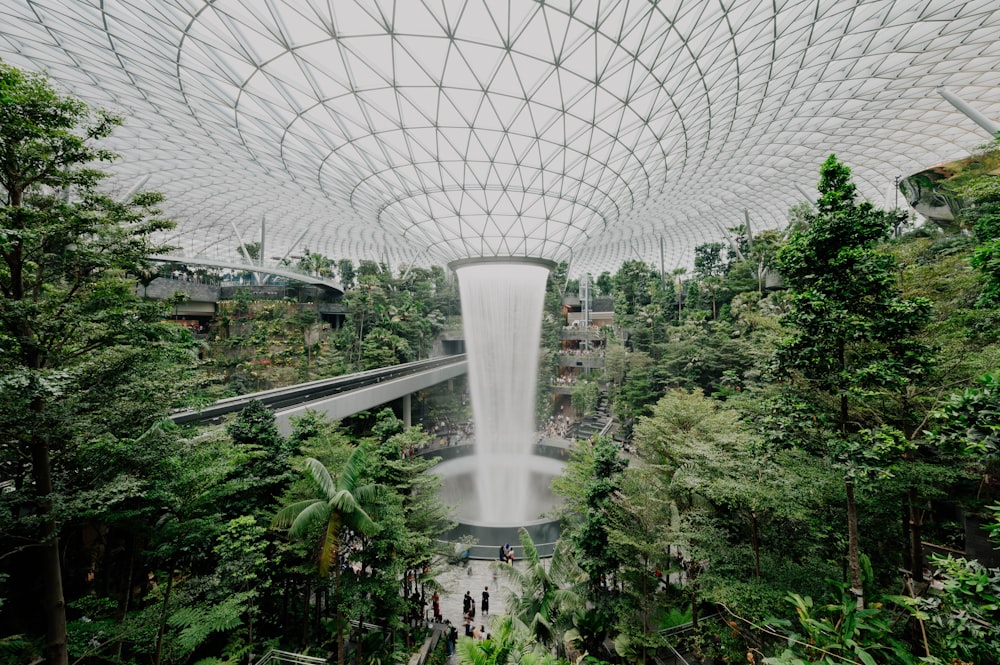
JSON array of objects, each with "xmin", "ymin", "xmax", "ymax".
[{"xmin": 453, "ymin": 260, "xmax": 550, "ymax": 524}]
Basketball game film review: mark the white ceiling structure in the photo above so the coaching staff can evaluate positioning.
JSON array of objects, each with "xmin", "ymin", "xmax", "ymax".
[{"xmin": 1, "ymin": 0, "xmax": 999, "ymax": 276}]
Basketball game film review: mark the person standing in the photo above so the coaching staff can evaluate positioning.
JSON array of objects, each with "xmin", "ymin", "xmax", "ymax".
[
  {"xmin": 481, "ymin": 586, "xmax": 490, "ymax": 615},
  {"xmin": 446, "ymin": 620, "xmax": 457, "ymax": 655}
]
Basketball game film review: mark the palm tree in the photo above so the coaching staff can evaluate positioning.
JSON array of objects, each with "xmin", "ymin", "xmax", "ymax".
[
  {"xmin": 455, "ymin": 616, "xmax": 526, "ymax": 665},
  {"xmin": 274, "ymin": 448, "xmax": 378, "ymax": 665},
  {"xmin": 493, "ymin": 529, "xmax": 587, "ymax": 657},
  {"xmin": 455, "ymin": 615, "xmax": 563, "ymax": 665}
]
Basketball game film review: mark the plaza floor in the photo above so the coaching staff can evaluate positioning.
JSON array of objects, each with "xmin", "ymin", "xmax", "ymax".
[{"xmin": 433, "ymin": 557, "xmax": 515, "ymax": 635}]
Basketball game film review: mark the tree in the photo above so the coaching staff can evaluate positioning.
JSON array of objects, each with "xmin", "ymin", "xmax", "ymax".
[
  {"xmin": 337, "ymin": 259, "xmax": 356, "ymax": 289},
  {"xmin": 236, "ymin": 241, "xmax": 261, "ymax": 263},
  {"xmin": 494, "ymin": 529, "xmax": 586, "ymax": 656},
  {"xmin": 596, "ymin": 271, "xmax": 614, "ymax": 296},
  {"xmin": 748, "ymin": 229, "xmax": 785, "ymax": 294},
  {"xmin": 611, "ymin": 260, "xmax": 659, "ymax": 323},
  {"xmin": 352, "ymin": 410, "xmax": 454, "ymax": 647},
  {"xmin": 570, "ymin": 378, "xmax": 600, "ymax": 416},
  {"xmin": 694, "ymin": 242, "xmax": 727, "ymax": 279},
  {"xmin": 0, "ymin": 61, "xmax": 181, "ymax": 665},
  {"xmin": 226, "ymin": 400, "xmax": 297, "ymax": 517},
  {"xmin": 274, "ymin": 451, "xmax": 378, "ymax": 665},
  {"xmin": 773, "ymin": 154, "xmax": 932, "ymax": 607},
  {"xmin": 297, "ymin": 249, "xmax": 333, "ymax": 277},
  {"xmin": 565, "ymin": 438, "xmax": 628, "ymax": 604}
]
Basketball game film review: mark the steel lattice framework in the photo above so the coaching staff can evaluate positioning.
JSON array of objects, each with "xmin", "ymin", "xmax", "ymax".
[{"xmin": 1, "ymin": 0, "xmax": 999, "ymax": 275}]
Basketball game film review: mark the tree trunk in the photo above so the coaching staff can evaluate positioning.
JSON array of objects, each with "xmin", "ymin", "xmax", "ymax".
[
  {"xmin": 907, "ymin": 486, "xmax": 924, "ymax": 579},
  {"xmin": 750, "ymin": 513, "xmax": 762, "ymax": 579},
  {"xmin": 335, "ymin": 562, "xmax": 345, "ymax": 665},
  {"xmin": 355, "ymin": 620, "xmax": 364, "ymax": 665},
  {"xmin": 154, "ymin": 569, "xmax": 174, "ymax": 665},
  {"xmin": 689, "ymin": 577, "xmax": 701, "ymax": 662},
  {"xmin": 302, "ymin": 580, "xmax": 311, "ymax": 647},
  {"xmin": 32, "ymin": 434, "xmax": 68, "ymax": 665},
  {"xmin": 314, "ymin": 586, "xmax": 322, "ymax": 643},
  {"xmin": 116, "ymin": 536, "xmax": 137, "ymax": 659},
  {"xmin": 640, "ymin": 555, "xmax": 649, "ymax": 665},
  {"xmin": 845, "ymin": 479, "xmax": 864, "ymax": 609}
]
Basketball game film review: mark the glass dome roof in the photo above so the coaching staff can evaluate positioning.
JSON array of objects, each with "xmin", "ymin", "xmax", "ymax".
[{"xmin": 1, "ymin": 0, "xmax": 998, "ymax": 275}]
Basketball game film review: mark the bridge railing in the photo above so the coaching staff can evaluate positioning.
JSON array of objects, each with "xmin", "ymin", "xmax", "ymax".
[
  {"xmin": 171, "ymin": 354, "xmax": 467, "ymax": 427},
  {"xmin": 253, "ymin": 649, "xmax": 327, "ymax": 665}
]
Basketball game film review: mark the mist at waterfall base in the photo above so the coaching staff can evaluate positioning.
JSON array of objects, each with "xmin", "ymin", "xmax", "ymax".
[{"xmin": 449, "ymin": 262, "xmax": 550, "ymax": 525}]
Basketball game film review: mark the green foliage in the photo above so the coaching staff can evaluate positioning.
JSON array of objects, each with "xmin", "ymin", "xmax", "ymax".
[
  {"xmin": 236, "ymin": 242, "xmax": 261, "ymax": 262},
  {"xmin": 494, "ymin": 530, "xmax": 587, "ymax": 655},
  {"xmin": 215, "ymin": 515, "xmax": 269, "ymax": 599},
  {"xmin": 454, "ymin": 614, "xmax": 553, "ymax": 665},
  {"xmin": 225, "ymin": 400, "xmax": 297, "ymax": 516},
  {"xmin": 694, "ymin": 242, "xmax": 728, "ymax": 278},
  {"xmin": 167, "ymin": 592, "xmax": 250, "ymax": 656},
  {"xmin": 764, "ymin": 583, "xmax": 916, "ymax": 665},
  {"xmin": 913, "ymin": 554, "xmax": 1000, "ymax": 664},
  {"xmin": 611, "ymin": 260, "xmax": 661, "ymax": 322},
  {"xmin": 932, "ymin": 372, "xmax": 1000, "ymax": 460},
  {"xmin": 560, "ymin": 437, "xmax": 628, "ymax": 599},
  {"xmin": 274, "ymin": 451, "xmax": 377, "ymax": 576},
  {"xmin": 570, "ymin": 378, "xmax": 600, "ymax": 416},
  {"xmin": 0, "ymin": 60, "xmax": 201, "ymax": 665},
  {"xmin": 771, "ymin": 154, "xmax": 937, "ymax": 600},
  {"xmin": 970, "ymin": 238, "xmax": 1000, "ymax": 307},
  {"xmin": 596, "ymin": 271, "xmax": 613, "ymax": 296},
  {"xmin": 338, "ymin": 259, "xmax": 356, "ymax": 289}
]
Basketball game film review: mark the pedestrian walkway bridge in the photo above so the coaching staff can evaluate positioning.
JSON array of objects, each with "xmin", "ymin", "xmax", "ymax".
[
  {"xmin": 149, "ymin": 254, "xmax": 344, "ymax": 293},
  {"xmin": 171, "ymin": 355, "xmax": 467, "ymax": 433}
]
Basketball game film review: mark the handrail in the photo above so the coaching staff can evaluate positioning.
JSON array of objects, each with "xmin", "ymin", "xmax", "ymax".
[
  {"xmin": 171, "ymin": 354, "xmax": 467, "ymax": 426},
  {"xmin": 253, "ymin": 649, "xmax": 327, "ymax": 665}
]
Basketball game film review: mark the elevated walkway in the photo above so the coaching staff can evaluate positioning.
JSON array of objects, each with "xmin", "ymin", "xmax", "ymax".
[
  {"xmin": 171, "ymin": 355, "xmax": 467, "ymax": 433},
  {"xmin": 149, "ymin": 254, "xmax": 343, "ymax": 293}
]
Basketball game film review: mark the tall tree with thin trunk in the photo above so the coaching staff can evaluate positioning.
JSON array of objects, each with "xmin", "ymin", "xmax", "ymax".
[
  {"xmin": 0, "ymin": 61, "xmax": 175, "ymax": 665},
  {"xmin": 274, "ymin": 451, "xmax": 378, "ymax": 665},
  {"xmin": 773, "ymin": 154, "xmax": 931, "ymax": 608}
]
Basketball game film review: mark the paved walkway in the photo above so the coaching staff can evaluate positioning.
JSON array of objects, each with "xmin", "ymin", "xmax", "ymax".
[
  {"xmin": 433, "ymin": 558, "xmax": 512, "ymax": 635},
  {"xmin": 428, "ymin": 557, "xmax": 536, "ymax": 664}
]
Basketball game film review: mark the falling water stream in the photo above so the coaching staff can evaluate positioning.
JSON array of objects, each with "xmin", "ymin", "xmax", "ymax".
[{"xmin": 453, "ymin": 260, "xmax": 550, "ymax": 524}]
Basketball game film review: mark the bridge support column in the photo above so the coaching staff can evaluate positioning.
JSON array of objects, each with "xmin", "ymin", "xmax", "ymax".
[{"xmin": 402, "ymin": 393, "xmax": 412, "ymax": 429}]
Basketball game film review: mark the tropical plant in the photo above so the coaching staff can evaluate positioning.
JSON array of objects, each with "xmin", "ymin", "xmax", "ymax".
[
  {"xmin": 494, "ymin": 530, "xmax": 586, "ymax": 656},
  {"xmin": 274, "ymin": 450, "xmax": 378, "ymax": 665},
  {"xmin": 764, "ymin": 580, "xmax": 916, "ymax": 665},
  {"xmin": 912, "ymin": 554, "xmax": 1000, "ymax": 664}
]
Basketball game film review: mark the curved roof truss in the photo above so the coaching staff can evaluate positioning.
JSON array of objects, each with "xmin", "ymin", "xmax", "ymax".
[{"xmin": 1, "ymin": 0, "xmax": 998, "ymax": 275}]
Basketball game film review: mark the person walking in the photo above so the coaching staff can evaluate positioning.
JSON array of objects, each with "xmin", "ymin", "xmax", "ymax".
[{"xmin": 481, "ymin": 586, "xmax": 490, "ymax": 615}]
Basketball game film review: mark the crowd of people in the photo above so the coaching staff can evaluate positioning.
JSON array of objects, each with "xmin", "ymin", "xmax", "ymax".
[
  {"xmin": 431, "ymin": 418, "xmax": 474, "ymax": 447},
  {"xmin": 562, "ymin": 323, "xmax": 607, "ymax": 334},
  {"xmin": 543, "ymin": 414, "xmax": 573, "ymax": 438},
  {"xmin": 559, "ymin": 346, "xmax": 605, "ymax": 357}
]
